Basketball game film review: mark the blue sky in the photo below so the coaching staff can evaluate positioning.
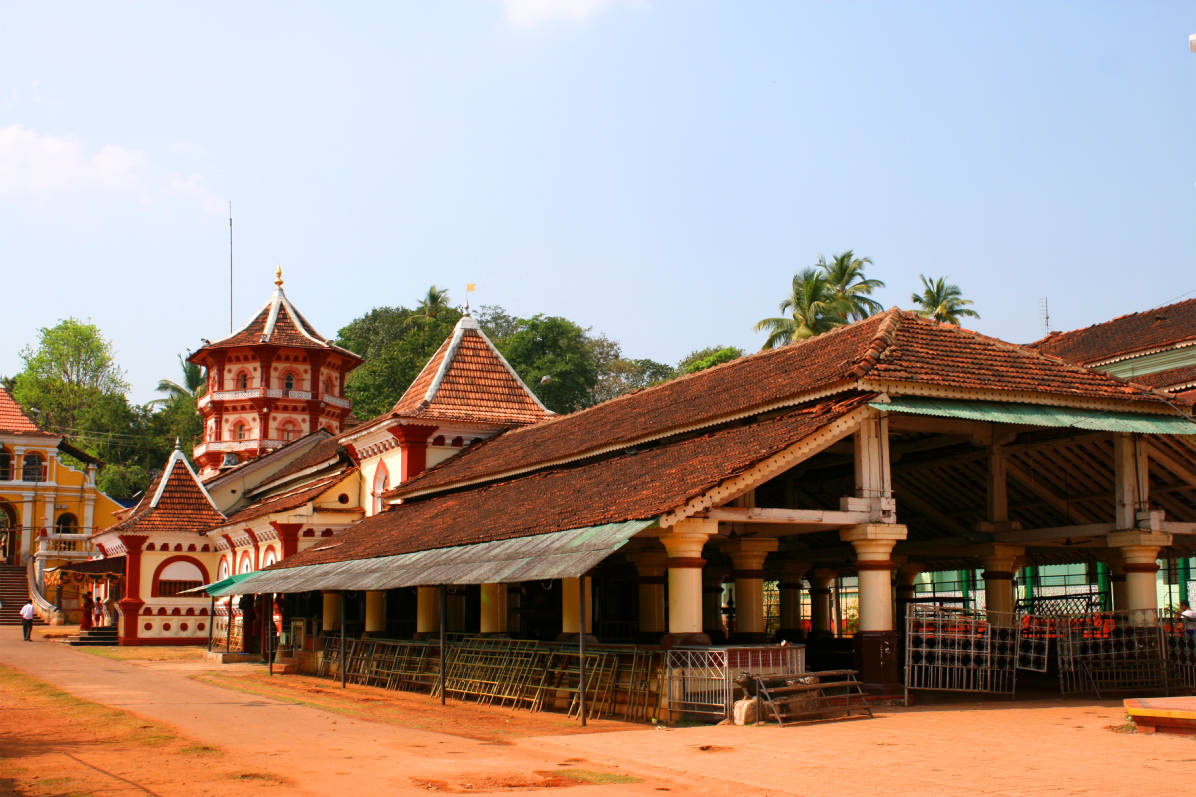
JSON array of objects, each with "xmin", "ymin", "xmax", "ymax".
[{"xmin": 2, "ymin": 1, "xmax": 1194, "ymax": 404}]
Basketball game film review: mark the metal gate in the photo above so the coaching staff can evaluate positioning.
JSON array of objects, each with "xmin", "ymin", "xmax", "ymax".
[
  {"xmin": 1057, "ymin": 611, "xmax": 1167, "ymax": 696},
  {"xmin": 666, "ymin": 645, "xmax": 806, "ymax": 721},
  {"xmin": 904, "ymin": 605, "xmax": 1019, "ymax": 694}
]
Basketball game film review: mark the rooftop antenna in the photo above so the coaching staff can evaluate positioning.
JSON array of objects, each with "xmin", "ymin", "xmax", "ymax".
[
  {"xmin": 229, "ymin": 201, "xmax": 234, "ymax": 333},
  {"xmin": 1041, "ymin": 297, "xmax": 1050, "ymax": 335}
]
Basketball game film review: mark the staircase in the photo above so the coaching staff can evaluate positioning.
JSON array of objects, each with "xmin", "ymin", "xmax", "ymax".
[
  {"xmin": 69, "ymin": 626, "xmax": 119, "ymax": 646},
  {"xmin": 0, "ymin": 564, "xmax": 39, "ymax": 626}
]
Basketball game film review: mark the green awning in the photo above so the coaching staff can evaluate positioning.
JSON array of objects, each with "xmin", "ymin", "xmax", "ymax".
[
  {"xmin": 870, "ymin": 397, "xmax": 1196, "ymax": 434},
  {"xmin": 181, "ymin": 570, "xmax": 259, "ymax": 596},
  {"xmin": 191, "ymin": 519, "xmax": 657, "ymax": 597}
]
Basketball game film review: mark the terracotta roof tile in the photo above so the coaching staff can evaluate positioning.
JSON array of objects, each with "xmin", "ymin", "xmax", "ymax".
[
  {"xmin": 274, "ymin": 396, "xmax": 867, "ymax": 566},
  {"xmin": 1028, "ymin": 299, "xmax": 1196, "ymax": 365},
  {"xmin": 254, "ymin": 433, "xmax": 346, "ymax": 489},
  {"xmin": 1129, "ymin": 366, "xmax": 1196, "ymax": 392},
  {"xmin": 393, "ymin": 310, "xmax": 1175, "ymax": 500},
  {"xmin": 219, "ymin": 469, "xmax": 357, "ymax": 527},
  {"xmin": 102, "ymin": 452, "xmax": 226, "ymax": 536},
  {"xmin": 0, "ymin": 386, "xmax": 45, "ymax": 435},
  {"xmin": 391, "ymin": 315, "xmax": 551, "ymax": 426}
]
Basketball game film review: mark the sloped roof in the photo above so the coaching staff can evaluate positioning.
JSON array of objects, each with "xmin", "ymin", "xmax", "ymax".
[
  {"xmin": 392, "ymin": 309, "xmax": 1179, "ymax": 500},
  {"xmin": 102, "ymin": 447, "xmax": 226, "ymax": 536},
  {"xmin": 390, "ymin": 313, "xmax": 552, "ymax": 426},
  {"xmin": 251, "ymin": 433, "xmax": 347, "ymax": 493},
  {"xmin": 188, "ymin": 276, "xmax": 362, "ymax": 363},
  {"xmin": 1029, "ymin": 298, "xmax": 1196, "ymax": 366},
  {"xmin": 0, "ymin": 386, "xmax": 47, "ymax": 436},
  {"xmin": 219, "ymin": 468, "xmax": 358, "ymax": 527},
  {"xmin": 272, "ymin": 395, "xmax": 867, "ymax": 567},
  {"xmin": 1130, "ymin": 365, "xmax": 1196, "ymax": 393}
]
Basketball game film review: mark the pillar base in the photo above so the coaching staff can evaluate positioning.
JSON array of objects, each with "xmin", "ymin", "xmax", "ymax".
[
  {"xmin": 660, "ymin": 632, "xmax": 711, "ymax": 649},
  {"xmin": 852, "ymin": 631, "xmax": 902, "ymax": 694}
]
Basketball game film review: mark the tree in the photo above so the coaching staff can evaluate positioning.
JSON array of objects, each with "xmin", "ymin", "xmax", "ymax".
[
  {"xmin": 676, "ymin": 346, "xmax": 744, "ymax": 375},
  {"xmin": 754, "ymin": 268, "xmax": 843, "ymax": 349},
  {"xmin": 910, "ymin": 275, "xmax": 980, "ymax": 324},
  {"xmin": 152, "ymin": 355, "xmax": 204, "ymax": 407},
  {"xmin": 412, "ymin": 285, "xmax": 451, "ymax": 322},
  {"xmin": 588, "ymin": 333, "xmax": 673, "ymax": 404},
  {"xmin": 495, "ymin": 315, "xmax": 599, "ymax": 414},
  {"xmin": 147, "ymin": 355, "xmax": 204, "ymax": 457},
  {"xmin": 820, "ymin": 251, "xmax": 884, "ymax": 321}
]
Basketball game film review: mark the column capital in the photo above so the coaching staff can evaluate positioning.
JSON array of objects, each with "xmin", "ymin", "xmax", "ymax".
[
  {"xmin": 1107, "ymin": 530, "xmax": 1172, "ymax": 562},
  {"xmin": 628, "ymin": 549, "xmax": 669, "ymax": 578},
  {"xmin": 721, "ymin": 537, "xmax": 779, "ymax": 564},
  {"xmin": 840, "ymin": 523, "xmax": 908, "ymax": 544},
  {"xmin": 660, "ymin": 519, "xmax": 717, "ymax": 561},
  {"xmin": 776, "ymin": 558, "xmax": 810, "ymax": 581}
]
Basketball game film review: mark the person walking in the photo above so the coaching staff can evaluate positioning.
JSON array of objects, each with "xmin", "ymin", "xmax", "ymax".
[{"xmin": 20, "ymin": 600, "xmax": 35, "ymax": 641}]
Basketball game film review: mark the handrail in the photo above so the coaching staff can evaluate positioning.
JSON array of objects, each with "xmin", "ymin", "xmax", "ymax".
[{"xmin": 26, "ymin": 557, "xmax": 62, "ymax": 623}]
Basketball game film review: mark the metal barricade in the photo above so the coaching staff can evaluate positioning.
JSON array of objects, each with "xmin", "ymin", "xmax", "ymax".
[
  {"xmin": 1057, "ymin": 611, "xmax": 1167, "ymax": 696},
  {"xmin": 666, "ymin": 645, "xmax": 806, "ymax": 721},
  {"xmin": 904, "ymin": 605, "xmax": 1019, "ymax": 695}
]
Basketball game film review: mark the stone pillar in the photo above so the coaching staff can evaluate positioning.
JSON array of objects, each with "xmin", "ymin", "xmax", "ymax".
[
  {"xmin": 842, "ymin": 524, "xmax": 907, "ymax": 693},
  {"xmin": 559, "ymin": 577, "xmax": 593, "ymax": 638},
  {"xmin": 723, "ymin": 538, "xmax": 779, "ymax": 641},
  {"xmin": 480, "ymin": 583, "xmax": 508, "ymax": 635},
  {"xmin": 776, "ymin": 559, "xmax": 809, "ymax": 640},
  {"xmin": 980, "ymin": 545, "xmax": 1024, "ymax": 616},
  {"xmin": 1108, "ymin": 531, "xmax": 1170, "ymax": 623},
  {"xmin": 321, "ymin": 591, "xmax": 341, "ymax": 632},
  {"xmin": 416, "ymin": 586, "xmax": 440, "ymax": 636},
  {"xmin": 364, "ymin": 590, "xmax": 386, "ymax": 633},
  {"xmin": 809, "ymin": 569, "xmax": 836, "ymax": 637},
  {"xmin": 630, "ymin": 550, "xmax": 668, "ymax": 640},
  {"xmin": 116, "ymin": 535, "xmax": 147, "ymax": 644},
  {"xmin": 660, "ymin": 518, "xmax": 718, "ymax": 647}
]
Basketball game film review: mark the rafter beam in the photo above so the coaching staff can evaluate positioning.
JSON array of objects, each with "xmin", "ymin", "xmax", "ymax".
[
  {"xmin": 703, "ymin": 507, "xmax": 875, "ymax": 526},
  {"xmin": 1006, "ymin": 461, "xmax": 1096, "ymax": 525},
  {"xmin": 993, "ymin": 522, "xmax": 1114, "ymax": 544}
]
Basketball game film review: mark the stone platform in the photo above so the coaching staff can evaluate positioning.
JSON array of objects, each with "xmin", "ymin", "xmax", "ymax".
[{"xmin": 1124, "ymin": 696, "xmax": 1196, "ymax": 735}]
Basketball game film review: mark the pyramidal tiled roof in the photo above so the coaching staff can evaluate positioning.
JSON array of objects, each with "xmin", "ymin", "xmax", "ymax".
[
  {"xmin": 189, "ymin": 274, "xmax": 362, "ymax": 361},
  {"xmin": 390, "ymin": 314, "xmax": 553, "ymax": 426},
  {"xmin": 103, "ymin": 445, "xmax": 226, "ymax": 536},
  {"xmin": 0, "ymin": 386, "xmax": 45, "ymax": 435}
]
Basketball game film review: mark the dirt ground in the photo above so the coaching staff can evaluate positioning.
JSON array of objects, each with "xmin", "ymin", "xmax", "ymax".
[{"xmin": 6, "ymin": 627, "xmax": 1196, "ymax": 796}]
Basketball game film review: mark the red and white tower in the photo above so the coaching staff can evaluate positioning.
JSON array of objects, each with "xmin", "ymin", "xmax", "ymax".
[{"xmin": 188, "ymin": 269, "xmax": 362, "ymax": 479}]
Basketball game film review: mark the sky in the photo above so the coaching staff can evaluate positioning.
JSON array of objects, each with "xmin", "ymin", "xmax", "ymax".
[{"xmin": 2, "ymin": 1, "xmax": 1194, "ymax": 405}]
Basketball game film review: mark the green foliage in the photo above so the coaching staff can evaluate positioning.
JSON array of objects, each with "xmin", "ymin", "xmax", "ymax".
[
  {"xmin": 755, "ymin": 267, "xmax": 844, "ymax": 348},
  {"xmin": 910, "ymin": 275, "xmax": 980, "ymax": 324},
  {"xmin": 676, "ymin": 346, "xmax": 744, "ymax": 375},
  {"xmin": 820, "ymin": 250, "xmax": 884, "ymax": 321},
  {"xmin": 493, "ymin": 315, "xmax": 599, "ymax": 413}
]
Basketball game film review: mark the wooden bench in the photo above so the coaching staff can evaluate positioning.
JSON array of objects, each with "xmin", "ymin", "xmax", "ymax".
[{"xmin": 750, "ymin": 669, "xmax": 873, "ymax": 726}]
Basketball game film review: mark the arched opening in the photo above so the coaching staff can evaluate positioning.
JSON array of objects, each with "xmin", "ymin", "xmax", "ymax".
[
  {"xmin": 151, "ymin": 556, "xmax": 208, "ymax": 597},
  {"xmin": 236, "ymin": 370, "xmax": 250, "ymax": 390},
  {"xmin": 0, "ymin": 502, "xmax": 16, "ymax": 564},
  {"xmin": 279, "ymin": 420, "xmax": 300, "ymax": 442},
  {"xmin": 0, "ymin": 446, "xmax": 12, "ymax": 480},
  {"xmin": 22, "ymin": 452, "xmax": 44, "ymax": 482},
  {"xmin": 372, "ymin": 462, "xmax": 390, "ymax": 515},
  {"xmin": 235, "ymin": 422, "xmax": 247, "ymax": 442},
  {"xmin": 56, "ymin": 513, "xmax": 78, "ymax": 534}
]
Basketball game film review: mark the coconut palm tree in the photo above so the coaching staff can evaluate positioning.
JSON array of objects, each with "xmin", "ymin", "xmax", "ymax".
[
  {"xmin": 415, "ymin": 285, "xmax": 451, "ymax": 320},
  {"xmin": 755, "ymin": 268, "xmax": 843, "ymax": 349},
  {"xmin": 820, "ymin": 251, "xmax": 885, "ymax": 321},
  {"xmin": 910, "ymin": 275, "xmax": 980, "ymax": 324},
  {"xmin": 151, "ymin": 356, "xmax": 204, "ymax": 407}
]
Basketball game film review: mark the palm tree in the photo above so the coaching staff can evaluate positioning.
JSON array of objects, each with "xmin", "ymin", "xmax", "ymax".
[
  {"xmin": 755, "ymin": 268, "xmax": 843, "ymax": 349},
  {"xmin": 820, "ymin": 251, "xmax": 885, "ymax": 321},
  {"xmin": 151, "ymin": 356, "xmax": 204, "ymax": 407},
  {"xmin": 910, "ymin": 275, "xmax": 980, "ymax": 324},
  {"xmin": 415, "ymin": 285, "xmax": 451, "ymax": 320}
]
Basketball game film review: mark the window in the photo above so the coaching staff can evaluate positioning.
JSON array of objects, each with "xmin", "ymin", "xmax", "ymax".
[
  {"xmin": 324, "ymin": 378, "xmax": 334, "ymax": 395},
  {"xmin": 56, "ymin": 514, "xmax": 78, "ymax": 533},
  {"xmin": 284, "ymin": 373, "xmax": 295, "ymax": 392},
  {"xmin": 0, "ymin": 447, "xmax": 10, "ymax": 480},
  {"xmin": 235, "ymin": 423, "xmax": 247, "ymax": 442},
  {"xmin": 22, "ymin": 453, "xmax": 44, "ymax": 482},
  {"xmin": 238, "ymin": 373, "xmax": 248, "ymax": 390},
  {"xmin": 280, "ymin": 421, "xmax": 299, "ymax": 442},
  {"xmin": 156, "ymin": 580, "xmax": 204, "ymax": 597}
]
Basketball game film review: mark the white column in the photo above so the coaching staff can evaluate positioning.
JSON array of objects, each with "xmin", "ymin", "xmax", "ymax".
[
  {"xmin": 416, "ymin": 586, "xmax": 440, "ymax": 635},
  {"xmin": 841, "ymin": 524, "xmax": 908, "ymax": 632},
  {"xmin": 723, "ymin": 538, "xmax": 779, "ymax": 637},
  {"xmin": 1107, "ymin": 531, "xmax": 1170, "ymax": 623},
  {"xmin": 364, "ymin": 590, "xmax": 386, "ymax": 633},
  {"xmin": 979, "ymin": 545, "xmax": 1023, "ymax": 616},
  {"xmin": 659, "ymin": 518, "xmax": 718, "ymax": 641},
  {"xmin": 480, "ymin": 583, "xmax": 507, "ymax": 634}
]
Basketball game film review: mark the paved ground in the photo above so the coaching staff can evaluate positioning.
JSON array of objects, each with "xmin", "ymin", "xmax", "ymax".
[{"xmin": 4, "ymin": 627, "xmax": 1196, "ymax": 795}]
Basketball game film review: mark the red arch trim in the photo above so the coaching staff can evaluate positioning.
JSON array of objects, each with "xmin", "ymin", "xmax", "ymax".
[{"xmin": 149, "ymin": 555, "xmax": 211, "ymax": 597}]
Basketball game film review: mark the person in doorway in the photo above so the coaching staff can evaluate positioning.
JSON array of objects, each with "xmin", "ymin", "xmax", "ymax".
[
  {"xmin": 1178, "ymin": 601, "xmax": 1196, "ymax": 639},
  {"xmin": 20, "ymin": 601, "xmax": 35, "ymax": 641}
]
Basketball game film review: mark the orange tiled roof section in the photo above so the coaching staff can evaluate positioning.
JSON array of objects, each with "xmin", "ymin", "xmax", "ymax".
[
  {"xmin": 104, "ymin": 456, "xmax": 226, "ymax": 536},
  {"xmin": 391, "ymin": 309, "xmax": 1174, "ymax": 500},
  {"xmin": 188, "ymin": 287, "xmax": 362, "ymax": 362},
  {"xmin": 0, "ymin": 386, "xmax": 44, "ymax": 435},
  {"xmin": 258, "ymin": 434, "xmax": 346, "ymax": 487},
  {"xmin": 219, "ymin": 469, "xmax": 357, "ymax": 527},
  {"xmin": 1131, "ymin": 366, "xmax": 1196, "ymax": 392},
  {"xmin": 273, "ymin": 396, "xmax": 868, "ymax": 567},
  {"xmin": 1029, "ymin": 299, "xmax": 1196, "ymax": 366},
  {"xmin": 391, "ymin": 317, "xmax": 552, "ymax": 426}
]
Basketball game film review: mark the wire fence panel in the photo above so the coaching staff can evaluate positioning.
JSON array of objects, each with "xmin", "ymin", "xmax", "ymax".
[
  {"xmin": 1017, "ymin": 614, "xmax": 1052, "ymax": 672},
  {"xmin": 1057, "ymin": 612, "xmax": 1167, "ymax": 696},
  {"xmin": 1164, "ymin": 625, "xmax": 1196, "ymax": 693},
  {"xmin": 666, "ymin": 645, "xmax": 807, "ymax": 722},
  {"xmin": 904, "ymin": 606, "xmax": 1019, "ymax": 694},
  {"xmin": 208, "ymin": 606, "xmax": 242, "ymax": 653}
]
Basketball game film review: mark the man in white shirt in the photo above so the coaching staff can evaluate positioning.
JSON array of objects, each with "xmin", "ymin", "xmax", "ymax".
[
  {"xmin": 19, "ymin": 601, "xmax": 35, "ymax": 641},
  {"xmin": 1179, "ymin": 601, "xmax": 1196, "ymax": 640}
]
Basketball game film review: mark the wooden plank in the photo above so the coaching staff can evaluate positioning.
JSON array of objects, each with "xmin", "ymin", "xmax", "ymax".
[{"xmin": 703, "ymin": 507, "xmax": 874, "ymax": 525}]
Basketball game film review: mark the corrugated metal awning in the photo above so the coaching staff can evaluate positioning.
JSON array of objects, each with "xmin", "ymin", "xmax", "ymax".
[
  {"xmin": 196, "ymin": 519, "xmax": 656, "ymax": 597},
  {"xmin": 870, "ymin": 397, "xmax": 1196, "ymax": 434}
]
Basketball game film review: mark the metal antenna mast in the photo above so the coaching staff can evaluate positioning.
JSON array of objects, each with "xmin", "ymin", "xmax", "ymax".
[
  {"xmin": 229, "ymin": 201, "xmax": 234, "ymax": 333},
  {"xmin": 1041, "ymin": 297, "xmax": 1050, "ymax": 335}
]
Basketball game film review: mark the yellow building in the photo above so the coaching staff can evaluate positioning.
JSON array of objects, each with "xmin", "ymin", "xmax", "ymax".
[{"xmin": 0, "ymin": 385, "xmax": 123, "ymax": 625}]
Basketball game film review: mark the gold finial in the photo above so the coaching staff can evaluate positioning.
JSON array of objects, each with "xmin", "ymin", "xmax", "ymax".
[{"xmin": 274, "ymin": 265, "xmax": 284, "ymax": 287}]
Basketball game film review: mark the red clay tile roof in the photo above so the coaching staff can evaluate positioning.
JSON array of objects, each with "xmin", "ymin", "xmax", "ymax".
[
  {"xmin": 102, "ymin": 451, "xmax": 226, "ymax": 536},
  {"xmin": 218, "ymin": 469, "xmax": 357, "ymax": 527},
  {"xmin": 390, "ymin": 315, "xmax": 552, "ymax": 426},
  {"xmin": 253, "ymin": 433, "xmax": 346, "ymax": 490},
  {"xmin": 1028, "ymin": 299, "xmax": 1196, "ymax": 366},
  {"xmin": 1130, "ymin": 366, "xmax": 1196, "ymax": 392},
  {"xmin": 0, "ymin": 386, "xmax": 46, "ymax": 435},
  {"xmin": 273, "ymin": 396, "xmax": 869, "ymax": 567},
  {"xmin": 391, "ymin": 309, "xmax": 1176, "ymax": 500},
  {"xmin": 188, "ymin": 284, "xmax": 362, "ymax": 363}
]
